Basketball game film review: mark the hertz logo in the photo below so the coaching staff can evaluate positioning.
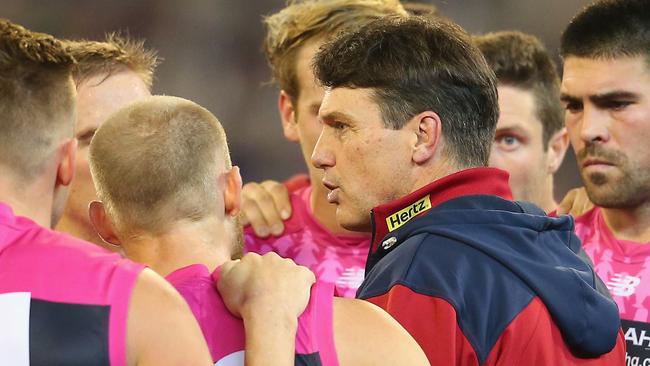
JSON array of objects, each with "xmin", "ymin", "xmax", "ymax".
[{"xmin": 386, "ymin": 196, "xmax": 432, "ymax": 232}]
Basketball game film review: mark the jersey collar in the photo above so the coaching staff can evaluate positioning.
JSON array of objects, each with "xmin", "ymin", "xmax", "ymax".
[{"xmin": 370, "ymin": 167, "xmax": 512, "ymax": 253}]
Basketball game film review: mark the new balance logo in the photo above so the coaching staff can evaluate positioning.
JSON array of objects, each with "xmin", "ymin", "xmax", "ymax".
[
  {"xmin": 386, "ymin": 196, "xmax": 432, "ymax": 232},
  {"xmin": 607, "ymin": 273, "xmax": 641, "ymax": 297}
]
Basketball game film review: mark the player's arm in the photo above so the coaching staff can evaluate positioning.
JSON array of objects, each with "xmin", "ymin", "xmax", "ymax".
[
  {"xmin": 217, "ymin": 252, "xmax": 316, "ymax": 366},
  {"xmin": 556, "ymin": 187, "xmax": 594, "ymax": 217},
  {"xmin": 127, "ymin": 268, "xmax": 212, "ymax": 366},
  {"xmin": 241, "ymin": 303, "xmax": 298, "ymax": 366},
  {"xmin": 240, "ymin": 179, "xmax": 295, "ymax": 237},
  {"xmin": 333, "ymin": 298, "xmax": 430, "ymax": 366}
]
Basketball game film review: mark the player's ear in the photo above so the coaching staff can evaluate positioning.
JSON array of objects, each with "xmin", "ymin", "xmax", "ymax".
[
  {"xmin": 279, "ymin": 90, "xmax": 299, "ymax": 142},
  {"xmin": 412, "ymin": 111, "xmax": 442, "ymax": 165},
  {"xmin": 547, "ymin": 127, "xmax": 569, "ymax": 174},
  {"xmin": 56, "ymin": 138, "xmax": 78, "ymax": 187},
  {"xmin": 88, "ymin": 201, "xmax": 122, "ymax": 247},
  {"xmin": 224, "ymin": 166, "xmax": 242, "ymax": 217}
]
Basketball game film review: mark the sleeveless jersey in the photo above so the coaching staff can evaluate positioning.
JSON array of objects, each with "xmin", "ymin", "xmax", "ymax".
[{"xmin": 0, "ymin": 202, "xmax": 144, "ymax": 366}]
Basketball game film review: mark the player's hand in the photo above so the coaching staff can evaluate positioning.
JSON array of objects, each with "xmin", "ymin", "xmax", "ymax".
[
  {"xmin": 556, "ymin": 187, "xmax": 594, "ymax": 217},
  {"xmin": 240, "ymin": 180, "xmax": 292, "ymax": 238},
  {"xmin": 217, "ymin": 252, "xmax": 315, "ymax": 321}
]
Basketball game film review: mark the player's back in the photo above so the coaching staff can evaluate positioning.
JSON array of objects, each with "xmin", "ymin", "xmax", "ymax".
[
  {"xmin": 0, "ymin": 203, "xmax": 144, "ymax": 366},
  {"xmin": 166, "ymin": 263, "xmax": 337, "ymax": 365}
]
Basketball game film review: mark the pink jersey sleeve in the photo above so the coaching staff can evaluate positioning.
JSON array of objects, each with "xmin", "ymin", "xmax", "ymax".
[
  {"xmin": 169, "ymin": 267, "xmax": 341, "ymax": 365},
  {"xmin": 168, "ymin": 264, "xmax": 245, "ymax": 363},
  {"xmin": 295, "ymin": 281, "xmax": 339, "ymax": 366}
]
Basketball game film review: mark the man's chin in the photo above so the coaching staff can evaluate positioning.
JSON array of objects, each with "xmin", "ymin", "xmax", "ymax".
[
  {"xmin": 584, "ymin": 170, "xmax": 616, "ymax": 187},
  {"xmin": 336, "ymin": 209, "xmax": 372, "ymax": 233},
  {"xmin": 584, "ymin": 180, "xmax": 632, "ymax": 208}
]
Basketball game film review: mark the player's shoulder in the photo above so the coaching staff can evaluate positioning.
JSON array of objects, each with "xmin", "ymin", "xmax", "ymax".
[
  {"xmin": 167, "ymin": 264, "xmax": 224, "ymax": 314},
  {"xmin": 5, "ymin": 222, "xmax": 125, "ymax": 269},
  {"xmin": 572, "ymin": 207, "xmax": 603, "ymax": 245},
  {"xmin": 573, "ymin": 206, "xmax": 600, "ymax": 227},
  {"xmin": 166, "ymin": 264, "xmax": 213, "ymax": 288},
  {"xmin": 1, "ymin": 224, "xmax": 143, "ymax": 309}
]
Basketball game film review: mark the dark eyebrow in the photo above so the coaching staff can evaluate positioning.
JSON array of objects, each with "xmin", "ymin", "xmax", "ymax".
[
  {"xmin": 590, "ymin": 91, "xmax": 639, "ymax": 105},
  {"xmin": 559, "ymin": 93, "xmax": 580, "ymax": 104},
  {"xmin": 560, "ymin": 91, "xmax": 639, "ymax": 105},
  {"xmin": 319, "ymin": 110, "xmax": 357, "ymax": 123},
  {"xmin": 495, "ymin": 126, "xmax": 527, "ymax": 135}
]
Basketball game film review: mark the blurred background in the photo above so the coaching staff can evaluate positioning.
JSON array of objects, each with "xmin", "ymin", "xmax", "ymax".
[{"xmin": 2, "ymin": 0, "xmax": 593, "ymax": 200}]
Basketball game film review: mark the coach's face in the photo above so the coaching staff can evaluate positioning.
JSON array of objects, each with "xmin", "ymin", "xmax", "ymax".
[
  {"xmin": 562, "ymin": 56, "xmax": 650, "ymax": 208},
  {"xmin": 311, "ymin": 87, "xmax": 416, "ymax": 232}
]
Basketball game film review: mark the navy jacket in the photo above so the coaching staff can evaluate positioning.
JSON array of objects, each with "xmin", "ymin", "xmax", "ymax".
[{"xmin": 357, "ymin": 168, "xmax": 625, "ymax": 365}]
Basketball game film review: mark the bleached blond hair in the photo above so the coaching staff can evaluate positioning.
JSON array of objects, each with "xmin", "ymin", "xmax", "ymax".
[
  {"xmin": 65, "ymin": 33, "xmax": 159, "ymax": 89},
  {"xmin": 89, "ymin": 96, "xmax": 231, "ymax": 235},
  {"xmin": 263, "ymin": 0, "xmax": 406, "ymax": 101}
]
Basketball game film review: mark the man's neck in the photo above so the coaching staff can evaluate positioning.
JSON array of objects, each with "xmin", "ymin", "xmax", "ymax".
[
  {"xmin": 601, "ymin": 203, "xmax": 650, "ymax": 243},
  {"xmin": 56, "ymin": 216, "xmax": 107, "ymax": 247},
  {"xmin": 123, "ymin": 217, "xmax": 233, "ymax": 277},
  {"xmin": 409, "ymin": 157, "xmax": 460, "ymax": 199},
  {"xmin": 0, "ymin": 177, "xmax": 53, "ymax": 228},
  {"xmin": 542, "ymin": 199, "xmax": 559, "ymax": 215},
  {"xmin": 542, "ymin": 176, "xmax": 559, "ymax": 214}
]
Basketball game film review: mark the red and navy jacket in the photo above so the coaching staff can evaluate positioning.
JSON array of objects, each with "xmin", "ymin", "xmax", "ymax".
[{"xmin": 356, "ymin": 168, "xmax": 626, "ymax": 365}]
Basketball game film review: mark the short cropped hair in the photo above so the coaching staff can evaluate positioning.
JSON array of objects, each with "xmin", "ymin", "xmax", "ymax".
[
  {"xmin": 561, "ymin": 0, "xmax": 650, "ymax": 62},
  {"xmin": 263, "ymin": 0, "xmax": 406, "ymax": 101},
  {"xmin": 0, "ymin": 19, "xmax": 76, "ymax": 180},
  {"xmin": 89, "ymin": 96, "xmax": 231, "ymax": 235},
  {"xmin": 65, "ymin": 33, "xmax": 159, "ymax": 89},
  {"xmin": 314, "ymin": 16, "xmax": 498, "ymax": 167},
  {"xmin": 475, "ymin": 31, "xmax": 563, "ymax": 147}
]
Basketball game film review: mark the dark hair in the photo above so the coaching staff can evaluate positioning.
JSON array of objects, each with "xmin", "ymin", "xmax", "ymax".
[
  {"xmin": 561, "ymin": 0, "xmax": 650, "ymax": 61},
  {"xmin": 475, "ymin": 31, "xmax": 563, "ymax": 147},
  {"xmin": 313, "ymin": 16, "xmax": 498, "ymax": 167}
]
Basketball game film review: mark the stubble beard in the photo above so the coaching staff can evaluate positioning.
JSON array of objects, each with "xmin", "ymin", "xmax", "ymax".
[{"xmin": 579, "ymin": 144, "xmax": 650, "ymax": 209}]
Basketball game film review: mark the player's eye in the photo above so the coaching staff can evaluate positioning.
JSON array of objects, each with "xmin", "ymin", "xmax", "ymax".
[{"xmin": 495, "ymin": 135, "xmax": 521, "ymax": 151}]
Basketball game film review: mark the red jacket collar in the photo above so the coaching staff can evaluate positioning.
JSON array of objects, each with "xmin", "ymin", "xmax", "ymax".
[{"xmin": 370, "ymin": 167, "xmax": 512, "ymax": 252}]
